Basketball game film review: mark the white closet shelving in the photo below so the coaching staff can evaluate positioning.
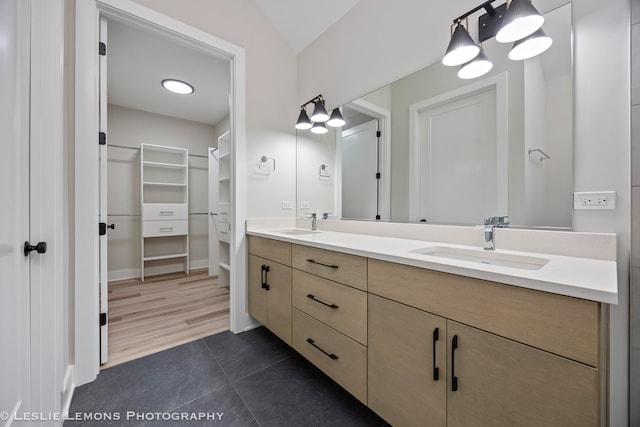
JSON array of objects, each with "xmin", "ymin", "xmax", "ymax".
[
  {"xmin": 140, "ymin": 143, "xmax": 189, "ymax": 281},
  {"xmin": 216, "ymin": 131, "xmax": 231, "ymax": 287}
]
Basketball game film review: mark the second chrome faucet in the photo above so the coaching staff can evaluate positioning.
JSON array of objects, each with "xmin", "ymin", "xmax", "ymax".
[{"xmin": 483, "ymin": 216, "xmax": 509, "ymax": 250}]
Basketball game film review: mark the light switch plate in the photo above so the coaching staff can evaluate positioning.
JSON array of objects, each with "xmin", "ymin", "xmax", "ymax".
[
  {"xmin": 282, "ymin": 201, "xmax": 293, "ymax": 210},
  {"xmin": 573, "ymin": 191, "xmax": 616, "ymax": 210},
  {"xmin": 300, "ymin": 201, "xmax": 310, "ymax": 210}
]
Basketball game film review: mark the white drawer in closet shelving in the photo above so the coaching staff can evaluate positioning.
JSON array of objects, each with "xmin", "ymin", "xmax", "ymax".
[
  {"xmin": 143, "ymin": 220, "xmax": 188, "ymax": 237},
  {"xmin": 143, "ymin": 203, "xmax": 187, "ymax": 221}
]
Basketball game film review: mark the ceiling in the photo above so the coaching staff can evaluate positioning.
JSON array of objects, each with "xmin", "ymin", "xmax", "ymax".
[
  {"xmin": 107, "ymin": 19, "xmax": 230, "ymax": 126},
  {"xmin": 252, "ymin": 0, "xmax": 360, "ymax": 53},
  {"xmin": 107, "ymin": 2, "xmax": 358, "ymax": 125}
]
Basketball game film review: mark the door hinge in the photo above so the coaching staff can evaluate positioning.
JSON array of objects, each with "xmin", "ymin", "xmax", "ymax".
[
  {"xmin": 99, "ymin": 132, "xmax": 106, "ymax": 145},
  {"xmin": 375, "ymin": 215, "xmax": 381, "ymax": 220},
  {"xmin": 376, "ymin": 130, "xmax": 381, "ymax": 138},
  {"xmin": 99, "ymin": 222, "xmax": 106, "ymax": 236},
  {"xmin": 376, "ymin": 172, "xmax": 381, "ymax": 179},
  {"xmin": 100, "ymin": 312, "xmax": 107, "ymax": 326},
  {"xmin": 99, "ymin": 42, "xmax": 106, "ymax": 56}
]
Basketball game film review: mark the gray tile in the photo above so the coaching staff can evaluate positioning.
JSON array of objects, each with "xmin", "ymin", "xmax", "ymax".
[
  {"xmin": 65, "ymin": 340, "xmax": 228, "ymax": 427},
  {"xmin": 632, "ymin": 349, "xmax": 640, "ymax": 426},
  {"xmin": 633, "ymin": 268, "xmax": 640, "ymax": 349},
  {"xmin": 203, "ymin": 327, "xmax": 295, "ymax": 382},
  {"xmin": 634, "ymin": 0, "xmax": 640, "ymax": 25},
  {"xmin": 633, "ymin": 188, "xmax": 640, "ymax": 267},
  {"xmin": 633, "ymin": 106, "xmax": 640, "ymax": 186},
  {"xmin": 136, "ymin": 385, "xmax": 258, "ymax": 427},
  {"xmin": 634, "ymin": 23, "xmax": 640, "ymax": 106},
  {"xmin": 234, "ymin": 355, "xmax": 386, "ymax": 427}
]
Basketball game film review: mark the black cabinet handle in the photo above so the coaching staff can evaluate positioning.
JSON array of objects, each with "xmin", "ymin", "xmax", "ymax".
[
  {"xmin": 306, "ymin": 338, "xmax": 339, "ymax": 360},
  {"xmin": 433, "ymin": 328, "xmax": 440, "ymax": 381},
  {"xmin": 24, "ymin": 241, "xmax": 47, "ymax": 257},
  {"xmin": 306, "ymin": 294, "xmax": 339, "ymax": 309},
  {"xmin": 306, "ymin": 259, "xmax": 339, "ymax": 269},
  {"xmin": 261, "ymin": 264, "xmax": 270, "ymax": 290},
  {"xmin": 451, "ymin": 334, "xmax": 458, "ymax": 392}
]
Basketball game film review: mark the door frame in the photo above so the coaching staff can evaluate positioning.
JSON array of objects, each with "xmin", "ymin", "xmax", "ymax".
[
  {"xmin": 340, "ymin": 99, "xmax": 391, "ymax": 221},
  {"xmin": 75, "ymin": 0, "xmax": 248, "ymax": 386},
  {"xmin": 408, "ymin": 72, "xmax": 508, "ymax": 223}
]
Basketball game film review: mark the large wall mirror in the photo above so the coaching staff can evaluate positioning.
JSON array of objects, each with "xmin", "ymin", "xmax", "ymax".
[{"xmin": 296, "ymin": 3, "xmax": 573, "ymax": 228}]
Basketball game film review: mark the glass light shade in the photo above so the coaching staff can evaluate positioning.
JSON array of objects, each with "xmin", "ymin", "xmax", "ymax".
[
  {"xmin": 327, "ymin": 108, "xmax": 346, "ymax": 127},
  {"xmin": 508, "ymin": 28, "xmax": 552, "ymax": 60},
  {"xmin": 295, "ymin": 107, "xmax": 313, "ymax": 130},
  {"xmin": 496, "ymin": 0, "xmax": 544, "ymax": 43},
  {"xmin": 310, "ymin": 100, "xmax": 330, "ymax": 122},
  {"xmin": 458, "ymin": 50, "xmax": 493, "ymax": 79},
  {"xmin": 310, "ymin": 122, "xmax": 328, "ymax": 134},
  {"xmin": 442, "ymin": 23, "xmax": 480, "ymax": 66},
  {"xmin": 161, "ymin": 79, "xmax": 194, "ymax": 95}
]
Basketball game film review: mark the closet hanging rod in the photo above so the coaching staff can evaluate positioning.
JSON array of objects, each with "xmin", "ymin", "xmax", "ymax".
[{"xmin": 107, "ymin": 144, "xmax": 209, "ymax": 158}]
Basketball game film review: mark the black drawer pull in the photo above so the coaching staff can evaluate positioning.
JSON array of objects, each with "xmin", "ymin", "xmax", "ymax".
[
  {"xmin": 306, "ymin": 259, "xmax": 339, "ymax": 269},
  {"xmin": 306, "ymin": 294, "xmax": 339, "ymax": 309},
  {"xmin": 306, "ymin": 338, "xmax": 338, "ymax": 360},
  {"xmin": 261, "ymin": 264, "xmax": 270, "ymax": 290},
  {"xmin": 451, "ymin": 334, "xmax": 458, "ymax": 392},
  {"xmin": 432, "ymin": 327, "xmax": 439, "ymax": 381}
]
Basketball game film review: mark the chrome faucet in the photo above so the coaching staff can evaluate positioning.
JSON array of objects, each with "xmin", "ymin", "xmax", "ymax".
[
  {"xmin": 310, "ymin": 213, "xmax": 317, "ymax": 231},
  {"xmin": 482, "ymin": 216, "xmax": 509, "ymax": 251},
  {"xmin": 322, "ymin": 212, "xmax": 330, "ymax": 220}
]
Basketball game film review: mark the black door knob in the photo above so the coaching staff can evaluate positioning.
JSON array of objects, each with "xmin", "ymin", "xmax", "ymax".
[
  {"xmin": 108, "ymin": 224, "xmax": 115, "ymax": 230},
  {"xmin": 24, "ymin": 241, "xmax": 47, "ymax": 257}
]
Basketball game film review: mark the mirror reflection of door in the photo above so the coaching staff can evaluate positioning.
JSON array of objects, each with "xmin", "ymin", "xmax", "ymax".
[{"xmin": 341, "ymin": 119, "xmax": 379, "ymax": 220}]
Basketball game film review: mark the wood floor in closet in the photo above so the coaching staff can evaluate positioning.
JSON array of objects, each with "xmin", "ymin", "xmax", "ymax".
[{"xmin": 103, "ymin": 269, "xmax": 229, "ymax": 369}]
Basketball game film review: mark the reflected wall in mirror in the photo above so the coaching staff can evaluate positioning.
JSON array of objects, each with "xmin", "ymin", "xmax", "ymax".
[{"xmin": 296, "ymin": 3, "xmax": 572, "ymax": 228}]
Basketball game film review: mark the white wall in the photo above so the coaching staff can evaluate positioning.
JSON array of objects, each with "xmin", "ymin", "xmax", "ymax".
[
  {"xmin": 107, "ymin": 104, "xmax": 216, "ymax": 279},
  {"xmin": 132, "ymin": 0, "xmax": 298, "ymax": 219},
  {"xmin": 299, "ymin": 0, "xmax": 631, "ymax": 425}
]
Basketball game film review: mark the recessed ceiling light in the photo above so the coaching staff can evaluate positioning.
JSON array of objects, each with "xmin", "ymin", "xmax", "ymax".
[{"xmin": 161, "ymin": 79, "xmax": 194, "ymax": 95}]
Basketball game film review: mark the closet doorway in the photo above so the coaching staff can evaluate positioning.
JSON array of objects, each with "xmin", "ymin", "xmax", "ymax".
[{"xmin": 100, "ymin": 17, "xmax": 232, "ymax": 368}]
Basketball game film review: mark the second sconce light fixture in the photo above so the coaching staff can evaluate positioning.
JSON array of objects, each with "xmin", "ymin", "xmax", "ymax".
[
  {"xmin": 295, "ymin": 94, "xmax": 345, "ymax": 134},
  {"xmin": 442, "ymin": 0, "xmax": 552, "ymax": 80}
]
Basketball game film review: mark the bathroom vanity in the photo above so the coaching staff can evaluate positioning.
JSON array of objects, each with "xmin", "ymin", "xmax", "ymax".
[{"xmin": 246, "ymin": 221, "xmax": 616, "ymax": 427}]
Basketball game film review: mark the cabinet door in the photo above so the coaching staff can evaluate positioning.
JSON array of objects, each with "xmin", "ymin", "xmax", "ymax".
[
  {"xmin": 447, "ymin": 321, "xmax": 599, "ymax": 427},
  {"xmin": 265, "ymin": 259, "xmax": 292, "ymax": 345},
  {"xmin": 368, "ymin": 294, "xmax": 447, "ymax": 427},
  {"xmin": 248, "ymin": 255, "xmax": 269, "ymax": 326}
]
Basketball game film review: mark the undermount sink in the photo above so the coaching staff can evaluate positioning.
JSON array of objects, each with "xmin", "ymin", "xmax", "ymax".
[
  {"xmin": 278, "ymin": 229, "xmax": 321, "ymax": 236},
  {"xmin": 411, "ymin": 246, "xmax": 549, "ymax": 271}
]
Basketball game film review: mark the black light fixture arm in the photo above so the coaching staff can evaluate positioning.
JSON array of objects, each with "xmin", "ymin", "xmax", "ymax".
[
  {"xmin": 453, "ymin": 0, "xmax": 498, "ymax": 24},
  {"xmin": 300, "ymin": 94, "xmax": 324, "ymax": 109}
]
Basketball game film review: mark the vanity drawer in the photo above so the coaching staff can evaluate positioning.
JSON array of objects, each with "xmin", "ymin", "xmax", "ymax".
[
  {"xmin": 292, "ymin": 270, "xmax": 367, "ymax": 345},
  {"xmin": 368, "ymin": 259, "xmax": 600, "ymax": 367},
  {"xmin": 142, "ymin": 203, "xmax": 187, "ymax": 221},
  {"xmin": 248, "ymin": 236, "xmax": 291, "ymax": 266},
  {"xmin": 143, "ymin": 220, "xmax": 188, "ymax": 237},
  {"xmin": 292, "ymin": 308, "xmax": 367, "ymax": 404},
  {"xmin": 292, "ymin": 245, "xmax": 367, "ymax": 290}
]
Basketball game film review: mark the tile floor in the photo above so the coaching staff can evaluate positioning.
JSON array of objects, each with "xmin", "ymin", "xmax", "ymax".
[{"xmin": 65, "ymin": 327, "xmax": 387, "ymax": 427}]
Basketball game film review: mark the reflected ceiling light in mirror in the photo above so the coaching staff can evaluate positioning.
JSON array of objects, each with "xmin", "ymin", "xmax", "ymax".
[
  {"xmin": 495, "ymin": 0, "xmax": 544, "ymax": 43},
  {"xmin": 508, "ymin": 28, "xmax": 552, "ymax": 60},
  {"xmin": 310, "ymin": 122, "xmax": 328, "ymax": 134},
  {"xmin": 442, "ymin": 21, "xmax": 480, "ymax": 66},
  {"xmin": 327, "ymin": 108, "xmax": 346, "ymax": 127},
  {"xmin": 295, "ymin": 106, "xmax": 313, "ymax": 130},
  {"xmin": 161, "ymin": 79, "xmax": 194, "ymax": 95},
  {"xmin": 443, "ymin": 0, "xmax": 550, "ymax": 78},
  {"xmin": 458, "ymin": 48, "xmax": 493, "ymax": 79}
]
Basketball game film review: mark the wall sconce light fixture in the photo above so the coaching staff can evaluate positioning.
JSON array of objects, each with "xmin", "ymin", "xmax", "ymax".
[
  {"xmin": 295, "ymin": 94, "xmax": 345, "ymax": 131},
  {"xmin": 442, "ymin": 0, "xmax": 551, "ymax": 80}
]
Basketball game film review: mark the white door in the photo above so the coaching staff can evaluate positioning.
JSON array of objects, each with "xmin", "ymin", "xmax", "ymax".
[
  {"xmin": 341, "ymin": 119, "xmax": 379, "ymax": 220},
  {"xmin": 208, "ymin": 147, "xmax": 219, "ymax": 276},
  {"xmin": 417, "ymin": 87, "xmax": 501, "ymax": 224},
  {"xmin": 98, "ymin": 17, "xmax": 109, "ymax": 364},
  {"xmin": 0, "ymin": 0, "xmax": 31, "ymax": 422}
]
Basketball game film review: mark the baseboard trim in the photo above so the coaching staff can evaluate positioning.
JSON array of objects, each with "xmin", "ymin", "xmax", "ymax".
[{"xmin": 108, "ymin": 259, "xmax": 209, "ymax": 281}]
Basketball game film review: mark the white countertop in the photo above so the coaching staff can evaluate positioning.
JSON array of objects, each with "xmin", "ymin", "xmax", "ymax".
[{"xmin": 246, "ymin": 227, "xmax": 618, "ymax": 304}]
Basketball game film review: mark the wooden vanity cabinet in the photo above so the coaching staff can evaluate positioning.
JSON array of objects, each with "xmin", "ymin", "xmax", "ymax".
[{"xmin": 248, "ymin": 236, "xmax": 292, "ymax": 345}]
